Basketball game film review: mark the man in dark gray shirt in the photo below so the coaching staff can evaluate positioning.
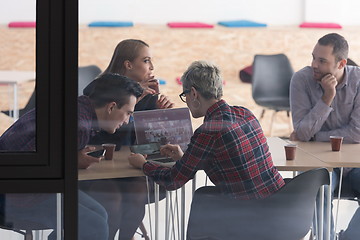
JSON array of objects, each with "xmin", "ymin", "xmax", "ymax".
[{"xmin": 290, "ymin": 33, "xmax": 360, "ymax": 240}]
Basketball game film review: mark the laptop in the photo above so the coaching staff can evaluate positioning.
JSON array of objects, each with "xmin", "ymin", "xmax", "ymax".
[{"xmin": 133, "ymin": 107, "xmax": 193, "ymax": 165}]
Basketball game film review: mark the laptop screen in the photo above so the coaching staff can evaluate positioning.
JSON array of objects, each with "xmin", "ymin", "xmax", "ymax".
[{"xmin": 133, "ymin": 107, "xmax": 193, "ymax": 151}]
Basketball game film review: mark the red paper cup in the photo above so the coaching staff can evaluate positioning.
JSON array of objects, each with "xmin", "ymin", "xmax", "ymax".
[
  {"xmin": 102, "ymin": 143, "xmax": 116, "ymax": 160},
  {"xmin": 330, "ymin": 136, "xmax": 343, "ymax": 151},
  {"xmin": 284, "ymin": 144, "xmax": 297, "ymax": 160}
]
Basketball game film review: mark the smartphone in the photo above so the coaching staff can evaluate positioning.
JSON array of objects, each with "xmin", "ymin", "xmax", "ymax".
[
  {"xmin": 130, "ymin": 142, "xmax": 161, "ymax": 155},
  {"xmin": 87, "ymin": 149, "xmax": 106, "ymax": 158}
]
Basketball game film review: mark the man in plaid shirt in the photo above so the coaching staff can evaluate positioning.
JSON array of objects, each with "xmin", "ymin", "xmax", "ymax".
[{"xmin": 129, "ymin": 60, "xmax": 284, "ymax": 200}]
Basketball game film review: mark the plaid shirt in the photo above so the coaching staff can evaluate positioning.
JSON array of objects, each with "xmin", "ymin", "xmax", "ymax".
[{"xmin": 143, "ymin": 100, "xmax": 285, "ymax": 199}]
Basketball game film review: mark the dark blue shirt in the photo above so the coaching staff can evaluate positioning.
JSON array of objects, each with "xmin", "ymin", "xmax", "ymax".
[
  {"xmin": 0, "ymin": 109, "xmax": 36, "ymax": 151},
  {"xmin": 0, "ymin": 96, "xmax": 100, "ymax": 152}
]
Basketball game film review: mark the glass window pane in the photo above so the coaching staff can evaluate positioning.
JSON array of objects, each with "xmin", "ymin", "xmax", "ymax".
[
  {"xmin": 0, "ymin": 0, "xmax": 36, "ymax": 152},
  {"xmin": 1, "ymin": 193, "xmax": 63, "ymax": 239}
]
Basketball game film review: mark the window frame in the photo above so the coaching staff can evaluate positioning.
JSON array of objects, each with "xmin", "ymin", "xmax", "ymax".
[{"xmin": 0, "ymin": 0, "xmax": 78, "ymax": 238}]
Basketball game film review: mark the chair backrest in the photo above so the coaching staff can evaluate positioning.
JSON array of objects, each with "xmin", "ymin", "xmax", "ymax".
[
  {"xmin": 78, "ymin": 65, "xmax": 102, "ymax": 96},
  {"xmin": 251, "ymin": 53, "xmax": 294, "ymax": 111},
  {"xmin": 0, "ymin": 194, "xmax": 51, "ymax": 240},
  {"xmin": 187, "ymin": 168, "xmax": 329, "ymax": 240}
]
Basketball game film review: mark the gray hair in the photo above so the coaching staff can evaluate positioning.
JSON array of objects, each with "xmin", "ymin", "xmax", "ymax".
[{"xmin": 181, "ymin": 60, "xmax": 223, "ymax": 100}]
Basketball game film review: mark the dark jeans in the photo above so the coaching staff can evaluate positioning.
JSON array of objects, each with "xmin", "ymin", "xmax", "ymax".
[
  {"xmin": 315, "ymin": 168, "xmax": 360, "ymax": 240},
  {"xmin": 5, "ymin": 191, "xmax": 108, "ymax": 240},
  {"xmin": 79, "ymin": 176, "xmax": 165, "ymax": 240}
]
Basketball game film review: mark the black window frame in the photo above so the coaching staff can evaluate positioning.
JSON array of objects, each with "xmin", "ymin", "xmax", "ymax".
[{"xmin": 0, "ymin": 0, "xmax": 78, "ymax": 238}]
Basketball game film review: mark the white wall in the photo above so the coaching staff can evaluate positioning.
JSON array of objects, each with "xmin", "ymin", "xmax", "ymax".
[
  {"xmin": 1, "ymin": 0, "xmax": 360, "ymax": 25},
  {"xmin": 305, "ymin": 0, "xmax": 360, "ymax": 25},
  {"xmin": 78, "ymin": 0, "xmax": 304, "ymax": 25}
]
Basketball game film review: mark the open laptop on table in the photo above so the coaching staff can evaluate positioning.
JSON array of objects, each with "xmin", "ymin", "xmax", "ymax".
[{"xmin": 132, "ymin": 107, "xmax": 193, "ymax": 166}]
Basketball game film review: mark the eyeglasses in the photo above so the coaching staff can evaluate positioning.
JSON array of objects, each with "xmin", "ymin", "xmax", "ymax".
[{"xmin": 179, "ymin": 89, "xmax": 190, "ymax": 103}]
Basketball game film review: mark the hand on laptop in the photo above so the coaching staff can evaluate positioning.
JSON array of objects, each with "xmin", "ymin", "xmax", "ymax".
[
  {"xmin": 128, "ymin": 153, "xmax": 147, "ymax": 169},
  {"xmin": 160, "ymin": 144, "xmax": 183, "ymax": 161}
]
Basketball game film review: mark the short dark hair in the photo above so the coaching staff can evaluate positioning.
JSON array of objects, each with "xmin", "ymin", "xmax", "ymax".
[
  {"xmin": 318, "ymin": 33, "xmax": 349, "ymax": 62},
  {"xmin": 89, "ymin": 73, "xmax": 143, "ymax": 108}
]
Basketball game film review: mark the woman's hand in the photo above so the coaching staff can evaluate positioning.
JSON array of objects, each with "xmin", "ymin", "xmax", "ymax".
[
  {"xmin": 139, "ymin": 78, "xmax": 159, "ymax": 94},
  {"xmin": 128, "ymin": 153, "xmax": 147, "ymax": 169},
  {"xmin": 136, "ymin": 78, "xmax": 161, "ymax": 103},
  {"xmin": 78, "ymin": 146, "xmax": 103, "ymax": 169},
  {"xmin": 156, "ymin": 94, "xmax": 175, "ymax": 109},
  {"xmin": 160, "ymin": 144, "xmax": 183, "ymax": 161}
]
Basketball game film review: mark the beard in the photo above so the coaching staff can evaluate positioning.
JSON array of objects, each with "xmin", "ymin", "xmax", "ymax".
[{"xmin": 313, "ymin": 69, "xmax": 330, "ymax": 82}]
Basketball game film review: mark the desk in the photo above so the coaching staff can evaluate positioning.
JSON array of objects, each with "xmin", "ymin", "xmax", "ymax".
[
  {"xmin": 296, "ymin": 141, "xmax": 360, "ymax": 240},
  {"xmin": 0, "ymin": 70, "xmax": 35, "ymax": 121},
  {"xmin": 79, "ymin": 147, "xmax": 181, "ymax": 240},
  {"xmin": 267, "ymin": 137, "xmax": 332, "ymax": 171},
  {"xmin": 78, "ymin": 147, "xmax": 144, "ymax": 181},
  {"xmin": 285, "ymin": 140, "xmax": 360, "ymax": 240},
  {"xmin": 296, "ymin": 141, "xmax": 360, "ymax": 168},
  {"xmin": 79, "ymin": 139, "xmax": 336, "ymax": 240},
  {"xmin": 267, "ymin": 137, "xmax": 332, "ymax": 240}
]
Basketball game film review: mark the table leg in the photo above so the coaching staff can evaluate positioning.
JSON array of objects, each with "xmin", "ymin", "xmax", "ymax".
[
  {"xmin": 319, "ymin": 186, "xmax": 324, "ymax": 240},
  {"xmin": 13, "ymin": 83, "xmax": 18, "ymax": 121},
  {"xmin": 181, "ymin": 186, "xmax": 185, "ymax": 240},
  {"xmin": 334, "ymin": 167, "xmax": 344, "ymax": 237},
  {"xmin": 154, "ymin": 183, "xmax": 159, "ymax": 240},
  {"xmin": 165, "ymin": 191, "xmax": 170, "ymax": 240},
  {"xmin": 318, "ymin": 170, "xmax": 334, "ymax": 240},
  {"xmin": 57, "ymin": 193, "xmax": 62, "ymax": 240},
  {"xmin": 192, "ymin": 174, "xmax": 196, "ymax": 195}
]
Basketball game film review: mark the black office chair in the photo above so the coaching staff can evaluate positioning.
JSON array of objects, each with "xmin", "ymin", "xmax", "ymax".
[
  {"xmin": 187, "ymin": 168, "xmax": 330, "ymax": 240},
  {"xmin": 0, "ymin": 194, "xmax": 51, "ymax": 240},
  {"xmin": 1, "ymin": 65, "xmax": 101, "ymax": 118},
  {"xmin": 251, "ymin": 53, "xmax": 294, "ymax": 136},
  {"xmin": 78, "ymin": 65, "xmax": 102, "ymax": 96}
]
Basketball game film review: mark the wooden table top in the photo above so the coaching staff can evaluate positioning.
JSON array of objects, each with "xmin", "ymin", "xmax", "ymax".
[
  {"xmin": 267, "ymin": 137, "xmax": 332, "ymax": 171},
  {"xmin": 295, "ymin": 140, "xmax": 360, "ymax": 168},
  {"xmin": 78, "ymin": 146, "xmax": 144, "ymax": 181},
  {"xmin": 79, "ymin": 137, "xmax": 337, "ymax": 181}
]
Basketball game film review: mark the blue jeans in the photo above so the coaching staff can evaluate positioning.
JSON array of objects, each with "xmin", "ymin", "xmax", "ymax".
[
  {"xmin": 315, "ymin": 168, "xmax": 360, "ymax": 240},
  {"xmin": 5, "ymin": 190, "xmax": 108, "ymax": 240}
]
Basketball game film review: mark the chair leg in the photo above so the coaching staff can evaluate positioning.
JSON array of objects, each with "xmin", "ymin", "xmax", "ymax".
[
  {"xmin": 259, "ymin": 108, "xmax": 266, "ymax": 120},
  {"xmin": 287, "ymin": 111, "xmax": 293, "ymax": 136},
  {"xmin": 25, "ymin": 230, "xmax": 33, "ymax": 240},
  {"xmin": 138, "ymin": 221, "xmax": 149, "ymax": 240},
  {"xmin": 269, "ymin": 110, "xmax": 277, "ymax": 136}
]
